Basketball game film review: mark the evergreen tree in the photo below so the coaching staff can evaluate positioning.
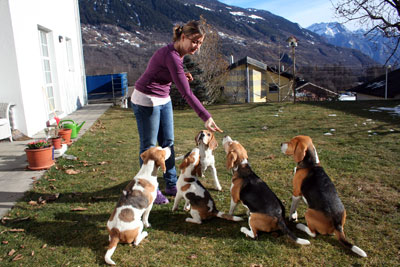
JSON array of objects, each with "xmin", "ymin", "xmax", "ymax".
[{"xmin": 170, "ymin": 56, "xmax": 207, "ymax": 109}]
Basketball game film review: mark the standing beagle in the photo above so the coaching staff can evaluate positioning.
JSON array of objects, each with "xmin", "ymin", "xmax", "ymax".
[
  {"xmin": 105, "ymin": 147, "xmax": 171, "ymax": 265},
  {"xmin": 195, "ymin": 130, "xmax": 222, "ymax": 191},
  {"xmin": 223, "ymin": 136, "xmax": 310, "ymax": 245},
  {"xmin": 172, "ymin": 147, "xmax": 242, "ymax": 224},
  {"xmin": 281, "ymin": 135, "xmax": 367, "ymax": 257}
]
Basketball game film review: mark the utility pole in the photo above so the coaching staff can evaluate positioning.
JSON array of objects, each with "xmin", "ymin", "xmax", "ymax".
[
  {"xmin": 287, "ymin": 36, "xmax": 298, "ymax": 103},
  {"xmin": 385, "ymin": 65, "xmax": 391, "ymax": 99}
]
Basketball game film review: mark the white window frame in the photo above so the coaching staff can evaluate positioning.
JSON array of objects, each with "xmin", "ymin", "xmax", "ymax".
[
  {"xmin": 38, "ymin": 27, "xmax": 56, "ymax": 115},
  {"xmin": 65, "ymin": 37, "xmax": 75, "ymax": 72}
]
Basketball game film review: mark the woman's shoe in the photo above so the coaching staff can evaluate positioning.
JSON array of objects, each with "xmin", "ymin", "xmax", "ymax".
[{"xmin": 154, "ymin": 189, "xmax": 169, "ymax": 204}]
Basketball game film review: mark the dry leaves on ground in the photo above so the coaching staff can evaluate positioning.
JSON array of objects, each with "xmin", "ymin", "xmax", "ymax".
[
  {"xmin": 65, "ymin": 169, "xmax": 81, "ymax": 175},
  {"xmin": 12, "ymin": 254, "xmax": 23, "ymax": 261}
]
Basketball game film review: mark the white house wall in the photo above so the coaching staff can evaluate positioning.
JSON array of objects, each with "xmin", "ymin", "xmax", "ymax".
[{"xmin": 0, "ymin": 0, "xmax": 86, "ymax": 137}]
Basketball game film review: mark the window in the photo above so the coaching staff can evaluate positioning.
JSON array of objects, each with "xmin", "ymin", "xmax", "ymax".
[
  {"xmin": 38, "ymin": 28, "xmax": 55, "ymax": 113},
  {"xmin": 269, "ymin": 83, "xmax": 279, "ymax": 93},
  {"xmin": 65, "ymin": 37, "xmax": 74, "ymax": 71}
]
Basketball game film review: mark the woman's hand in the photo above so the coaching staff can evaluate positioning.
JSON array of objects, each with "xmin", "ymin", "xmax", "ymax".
[
  {"xmin": 185, "ymin": 72, "xmax": 193, "ymax": 83},
  {"xmin": 205, "ymin": 117, "xmax": 223, "ymax": 133}
]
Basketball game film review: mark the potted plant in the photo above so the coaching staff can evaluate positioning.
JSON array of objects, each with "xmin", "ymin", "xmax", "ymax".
[
  {"xmin": 25, "ymin": 139, "xmax": 54, "ymax": 170},
  {"xmin": 57, "ymin": 117, "xmax": 72, "ymax": 145},
  {"xmin": 50, "ymin": 116, "xmax": 62, "ymax": 149}
]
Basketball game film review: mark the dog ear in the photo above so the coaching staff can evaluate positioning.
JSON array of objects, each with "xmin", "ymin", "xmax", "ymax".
[
  {"xmin": 179, "ymin": 153, "xmax": 194, "ymax": 173},
  {"xmin": 226, "ymin": 151, "xmax": 237, "ymax": 170},
  {"xmin": 208, "ymin": 133, "xmax": 218, "ymax": 150},
  {"xmin": 140, "ymin": 149, "xmax": 151, "ymax": 164},
  {"xmin": 294, "ymin": 141, "xmax": 307, "ymax": 163},
  {"xmin": 193, "ymin": 162, "xmax": 202, "ymax": 176},
  {"xmin": 154, "ymin": 149, "xmax": 167, "ymax": 173},
  {"xmin": 195, "ymin": 131, "xmax": 201, "ymax": 146}
]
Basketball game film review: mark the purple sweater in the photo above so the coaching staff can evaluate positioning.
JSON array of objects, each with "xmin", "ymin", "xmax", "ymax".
[{"xmin": 135, "ymin": 44, "xmax": 211, "ymax": 122}]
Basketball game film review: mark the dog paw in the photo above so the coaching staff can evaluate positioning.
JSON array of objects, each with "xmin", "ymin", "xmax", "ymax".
[
  {"xmin": 289, "ymin": 211, "xmax": 298, "ymax": 222},
  {"xmin": 216, "ymin": 185, "xmax": 222, "ymax": 191},
  {"xmin": 296, "ymin": 223, "xmax": 316, "ymax": 237},
  {"xmin": 144, "ymin": 222, "xmax": 151, "ymax": 228},
  {"xmin": 240, "ymin": 227, "xmax": 255, "ymax": 238},
  {"xmin": 186, "ymin": 218, "xmax": 201, "ymax": 224},
  {"xmin": 184, "ymin": 204, "xmax": 191, "ymax": 212}
]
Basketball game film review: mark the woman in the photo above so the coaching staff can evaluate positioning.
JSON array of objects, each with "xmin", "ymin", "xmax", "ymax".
[{"xmin": 130, "ymin": 20, "xmax": 222, "ymax": 204}]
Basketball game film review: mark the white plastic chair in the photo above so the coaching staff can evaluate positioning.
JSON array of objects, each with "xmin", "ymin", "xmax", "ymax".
[{"xmin": 0, "ymin": 103, "xmax": 13, "ymax": 142}]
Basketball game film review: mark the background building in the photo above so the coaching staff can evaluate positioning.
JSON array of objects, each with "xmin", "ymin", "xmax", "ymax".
[{"xmin": 224, "ymin": 57, "xmax": 293, "ymax": 103}]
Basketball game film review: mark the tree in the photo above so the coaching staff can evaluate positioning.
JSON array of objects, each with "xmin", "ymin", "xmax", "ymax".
[
  {"xmin": 332, "ymin": 0, "xmax": 400, "ymax": 65},
  {"xmin": 170, "ymin": 56, "xmax": 207, "ymax": 109},
  {"xmin": 192, "ymin": 18, "xmax": 229, "ymax": 104}
]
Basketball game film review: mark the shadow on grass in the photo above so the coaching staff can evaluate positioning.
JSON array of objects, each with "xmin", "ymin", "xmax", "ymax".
[
  {"xmin": 149, "ymin": 207, "xmax": 309, "ymax": 250},
  {"xmin": 1, "ymin": 212, "xmax": 109, "ymax": 264},
  {"xmin": 3, "ymin": 175, "xmax": 315, "ymax": 264}
]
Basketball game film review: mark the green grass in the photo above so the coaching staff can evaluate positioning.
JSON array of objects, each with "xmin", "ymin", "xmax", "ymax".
[{"xmin": 1, "ymin": 101, "xmax": 399, "ymax": 266}]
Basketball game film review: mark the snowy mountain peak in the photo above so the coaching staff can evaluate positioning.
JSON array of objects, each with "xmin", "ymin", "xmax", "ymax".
[
  {"xmin": 307, "ymin": 22, "xmax": 398, "ymax": 65},
  {"xmin": 308, "ymin": 22, "xmax": 350, "ymax": 37}
]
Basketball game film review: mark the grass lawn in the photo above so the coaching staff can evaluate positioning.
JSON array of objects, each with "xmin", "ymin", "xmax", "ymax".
[{"xmin": 1, "ymin": 100, "xmax": 399, "ymax": 266}]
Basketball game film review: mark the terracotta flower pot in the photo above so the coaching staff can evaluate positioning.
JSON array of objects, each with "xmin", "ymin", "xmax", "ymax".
[
  {"xmin": 51, "ymin": 136, "xmax": 62, "ymax": 149},
  {"xmin": 25, "ymin": 146, "xmax": 55, "ymax": 170},
  {"xmin": 58, "ymin": 128, "xmax": 72, "ymax": 145}
]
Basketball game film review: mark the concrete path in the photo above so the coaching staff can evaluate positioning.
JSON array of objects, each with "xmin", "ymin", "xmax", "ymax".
[{"xmin": 0, "ymin": 103, "xmax": 112, "ymax": 218}]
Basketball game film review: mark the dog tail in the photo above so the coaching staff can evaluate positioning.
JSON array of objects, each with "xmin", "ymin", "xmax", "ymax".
[
  {"xmin": 175, "ymin": 155, "xmax": 185, "ymax": 161},
  {"xmin": 105, "ymin": 234, "xmax": 119, "ymax": 265},
  {"xmin": 334, "ymin": 227, "xmax": 367, "ymax": 257},
  {"xmin": 215, "ymin": 211, "xmax": 243, "ymax": 222},
  {"xmin": 277, "ymin": 218, "xmax": 310, "ymax": 245}
]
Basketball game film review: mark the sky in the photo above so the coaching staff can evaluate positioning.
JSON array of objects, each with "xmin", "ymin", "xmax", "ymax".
[{"xmin": 218, "ymin": 0, "xmax": 358, "ymax": 30}]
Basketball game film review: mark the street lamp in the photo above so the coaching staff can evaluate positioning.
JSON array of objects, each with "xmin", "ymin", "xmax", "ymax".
[
  {"xmin": 286, "ymin": 36, "xmax": 298, "ymax": 103},
  {"xmin": 385, "ymin": 65, "xmax": 391, "ymax": 99}
]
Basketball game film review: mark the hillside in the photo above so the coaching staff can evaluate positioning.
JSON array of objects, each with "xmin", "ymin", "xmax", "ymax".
[{"xmin": 79, "ymin": 0, "xmax": 379, "ymax": 90}]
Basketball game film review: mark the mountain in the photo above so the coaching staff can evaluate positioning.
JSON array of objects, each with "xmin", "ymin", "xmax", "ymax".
[
  {"xmin": 307, "ymin": 22, "xmax": 398, "ymax": 65},
  {"xmin": 78, "ymin": 0, "xmax": 379, "ymax": 90}
]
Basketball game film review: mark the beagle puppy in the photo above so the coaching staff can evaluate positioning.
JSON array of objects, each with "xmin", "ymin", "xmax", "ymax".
[
  {"xmin": 223, "ymin": 136, "xmax": 310, "ymax": 245},
  {"xmin": 172, "ymin": 147, "xmax": 242, "ymax": 224},
  {"xmin": 195, "ymin": 130, "xmax": 222, "ymax": 191},
  {"xmin": 281, "ymin": 135, "xmax": 367, "ymax": 257},
  {"xmin": 105, "ymin": 146, "xmax": 171, "ymax": 265}
]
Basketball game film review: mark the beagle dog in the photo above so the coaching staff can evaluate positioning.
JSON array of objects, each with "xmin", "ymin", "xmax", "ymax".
[
  {"xmin": 172, "ymin": 147, "xmax": 242, "ymax": 224},
  {"xmin": 222, "ymin": 136, "xmax": 310, "ymax": 245},
  {"xmin": 105, "ymin": 146, "xmax": 171, "ymax": 265},
  {"xmin": 281, "ymin": 135, "xmax": 367, "ymax": 257},
  {"xmin": 195, "ymin": 130, "xmax": 222, "ymax": 191}
]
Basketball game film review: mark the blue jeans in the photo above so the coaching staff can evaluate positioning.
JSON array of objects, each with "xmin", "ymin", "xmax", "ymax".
[{"xmin": 131, "ymin": 101, "xmax": 177, "ymax": 189}]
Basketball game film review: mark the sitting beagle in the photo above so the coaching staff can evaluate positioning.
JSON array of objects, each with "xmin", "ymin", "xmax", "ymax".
[
  {"xmin": 172, "ymin": 147, "xmax": 242, "ymax": 224},
  {"xmin": 281, "ymin": 135, "xmax": 367, "ymax": 257},
  {"xmin": 195, "ymin": 130, "xmax": 222, "ymax": 191},
  {"xmin": 222, "ymin": 136, "xmax": 310, "ymax": 245},
  {"xmin": 105, "ymin": 146, "xmax": 171, "ymax": 265}
]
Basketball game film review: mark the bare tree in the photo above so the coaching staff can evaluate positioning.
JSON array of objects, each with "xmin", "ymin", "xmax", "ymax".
[
  {"xmin": 332, "ymin": 0, "xmax": 400, "ymax": 65},
  {"xmin": 192, "ymin": 18, "xmax": 229, "ymax": 104}
]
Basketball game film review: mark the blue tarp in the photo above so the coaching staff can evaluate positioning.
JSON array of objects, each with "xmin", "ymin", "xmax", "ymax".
[{"xmin": 86, "ymin": 73, "xmax": 128, "ymax": 101}]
